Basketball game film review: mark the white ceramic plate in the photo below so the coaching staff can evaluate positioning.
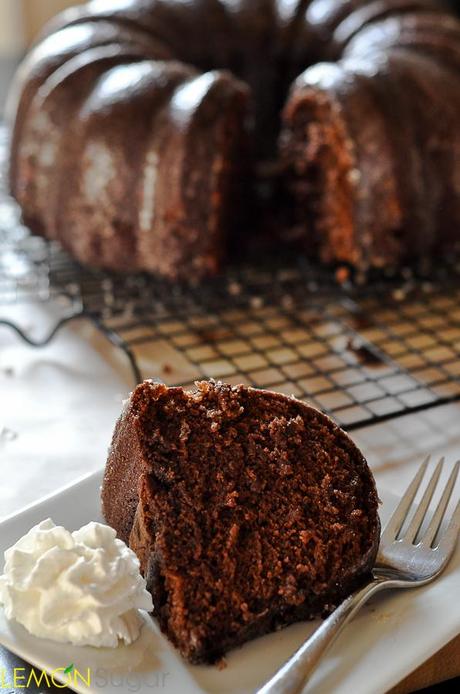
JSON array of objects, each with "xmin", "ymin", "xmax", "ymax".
[{"xmin": 0, "ymin": 471, "xmax": 459, "ymax": 694}]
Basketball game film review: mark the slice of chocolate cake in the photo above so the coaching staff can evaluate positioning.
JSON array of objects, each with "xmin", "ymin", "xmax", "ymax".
[{"xmin": 102, "ymin": 380, "xmax": 380, "ymax": 664}]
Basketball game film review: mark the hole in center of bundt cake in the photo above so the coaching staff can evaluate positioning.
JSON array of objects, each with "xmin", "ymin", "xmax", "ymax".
[{"xmin": 111, "ymin": 381, "xmax": 380, "ymax": 663}]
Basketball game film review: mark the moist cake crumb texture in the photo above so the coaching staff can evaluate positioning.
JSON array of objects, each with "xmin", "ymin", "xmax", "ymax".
[{"xmin": 102, "ymin": 380, "xmax": 380, "ymax": 663}]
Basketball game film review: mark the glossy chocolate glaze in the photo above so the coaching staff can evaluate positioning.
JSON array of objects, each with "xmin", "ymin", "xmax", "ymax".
[{"xmin": 8, "ymin": 0, "xmax": 460, "ymax": 278}]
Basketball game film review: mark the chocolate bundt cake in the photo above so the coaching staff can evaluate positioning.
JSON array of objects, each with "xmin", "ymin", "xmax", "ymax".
[
  {"xmin": 8, "ymin": 1, "xmax": 460, "ymax": 279},
  {"xmin": 102, "ymin": 380, "xmax": 380, "ymax": 663}
]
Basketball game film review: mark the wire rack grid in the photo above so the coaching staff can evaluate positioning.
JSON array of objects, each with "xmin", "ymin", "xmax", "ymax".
[{"xmin": 1, "ymin": 126, "xmax": 460, "ymax": 431}]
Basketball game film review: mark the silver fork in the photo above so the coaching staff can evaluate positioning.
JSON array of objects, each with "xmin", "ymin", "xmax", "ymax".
[{"xmin": 257, "ymin": 456, "xmax": 460, "ymax": 694}]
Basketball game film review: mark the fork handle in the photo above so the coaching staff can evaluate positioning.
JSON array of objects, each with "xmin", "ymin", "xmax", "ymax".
[{"xmin": 257, "ymin": 576, "xmax": 392, "ymax": 694}]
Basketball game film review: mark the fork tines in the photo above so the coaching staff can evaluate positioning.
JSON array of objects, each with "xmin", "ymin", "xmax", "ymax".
[{"xmin": 382, "ymin": 455, "xmax": 460, "ymax": 549}]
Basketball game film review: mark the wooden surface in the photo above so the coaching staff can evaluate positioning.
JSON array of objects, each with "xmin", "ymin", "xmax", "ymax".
[{"xmin": 389, "ymin": 635, "xmax": 460, "ymax": 694}]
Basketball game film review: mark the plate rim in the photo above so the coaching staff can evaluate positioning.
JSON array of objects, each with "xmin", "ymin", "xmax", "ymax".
[
  {"xmin": 0, "ymin": 468, "xmax": 104, "ymax": 527},
  {"xmin": 0, "ymin": 473, "xmax": 459, "ymax": 694}
]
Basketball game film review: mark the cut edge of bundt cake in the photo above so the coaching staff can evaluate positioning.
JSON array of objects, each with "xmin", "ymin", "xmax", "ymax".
[
  {"xmin": 280, "ymin": 66, "xmax": 362, "ymax": 268},
  {"xmin": 102, "ymin": 380, "xmax": 380, "ymax": 663},
  {"xmin": 279, "ymin": 60, "xmax": 406, "ymax": 273}
]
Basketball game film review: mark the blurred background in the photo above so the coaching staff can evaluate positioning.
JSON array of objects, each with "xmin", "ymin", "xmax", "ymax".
[
  {"xmin": 1, "ymin": 0, "xmax": 460, "ymax": 94},
  {"xmin": 2, "ymin": 0, "xmax": 460, "ymax": 54},
  {"xmin": 0, "ymin": 0, "xmax": 83, "ymax": 111},
  {"xmin": 0, "ymin": 0, "xmax": 79, "ymax": 50}
]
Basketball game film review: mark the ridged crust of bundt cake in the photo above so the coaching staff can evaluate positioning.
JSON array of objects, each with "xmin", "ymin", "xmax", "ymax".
[
  {"xmin": 102, "ymin": 381, "xmax": 380, "ymax": 663},
  {"xmin": 8, "ymin": 0, "xmax": 460, "ymax": 278}
]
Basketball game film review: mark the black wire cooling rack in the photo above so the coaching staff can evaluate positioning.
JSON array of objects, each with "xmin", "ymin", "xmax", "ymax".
[{"xmin": 1, "ymin": 126, "xmax": 460, "ymax": 431}]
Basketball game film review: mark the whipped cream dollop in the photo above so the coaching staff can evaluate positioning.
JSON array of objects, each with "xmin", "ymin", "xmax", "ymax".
[{"xmin": 0, "ymin": 519, "xmax": 153, "ymax": 647}]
